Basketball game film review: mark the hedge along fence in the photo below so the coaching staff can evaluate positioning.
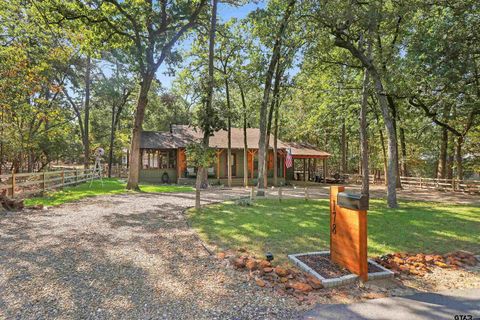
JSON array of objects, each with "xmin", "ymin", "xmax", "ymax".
[{"xmin": 0, "ymin": 168, "xmax": 101, "ymax": 199}]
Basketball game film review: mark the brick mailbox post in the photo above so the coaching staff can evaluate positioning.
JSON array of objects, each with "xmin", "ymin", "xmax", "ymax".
[{"xmin": 330, "ymin": 186, "xmax": 368, "ymax": 281}]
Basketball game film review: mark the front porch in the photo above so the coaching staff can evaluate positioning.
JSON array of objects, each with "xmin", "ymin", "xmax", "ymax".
[
  {"xmin": 178, "ymin": 176, "xmax": 286, "ymax": 187},
  {"xmin": 177, "ymin": 148, "xmax": 287, "ymax": 186}
]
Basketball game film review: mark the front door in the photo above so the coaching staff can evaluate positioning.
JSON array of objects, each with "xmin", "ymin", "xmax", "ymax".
[{"xmin": 227, "ymin": 153, "xmax": 237, "ymax": 177}]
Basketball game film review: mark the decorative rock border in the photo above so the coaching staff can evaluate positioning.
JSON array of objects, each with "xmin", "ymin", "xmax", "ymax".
[{"xmin": 288, "ymin": 251, "xmax": 394, "ymax": 288}]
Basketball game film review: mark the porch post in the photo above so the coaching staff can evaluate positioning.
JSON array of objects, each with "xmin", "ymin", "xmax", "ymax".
[
  {"xmin": 303, "ymin": 158, "xmax": 306, "ymax": 182},
  {"xmin": 323, "ymin": 158, "xmax": 327, "ymax": 184},
  {"xmin": 177, "ymin": 149, "xmax": 181, "ymax": 182},
  {"xmin": 308, "ymin": 158, "xmax": 311, "ymax": 181},
  {"xmin": 283, "ymin": 153, "xmax": 286, "ymax": 179},
  {"xmin": 216, "ymin": 149, "xmax": 222, "ymax": 180},
  {"xmin": 249, "ymin": 150, "xmax": 256, "ymax": 179}
]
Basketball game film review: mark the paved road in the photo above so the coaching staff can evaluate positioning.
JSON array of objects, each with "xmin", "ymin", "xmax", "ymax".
[{"xmin": 302, "ymin": 288, "xmax": 480, "ymax": 320}]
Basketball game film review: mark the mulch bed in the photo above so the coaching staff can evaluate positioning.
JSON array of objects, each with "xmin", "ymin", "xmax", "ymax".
[
  {"xmin": 297, "ymin": 253, "xmax": 385, "ymax": 279},
  {"xmin": 297, "ymin": 253, "xmax": 350, "ymax": 279}
]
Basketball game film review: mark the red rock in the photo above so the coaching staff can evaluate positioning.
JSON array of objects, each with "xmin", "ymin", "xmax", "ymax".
[
  {"xmin": 258, "ymin": 260, "xmax": 271, "ymax": 268},
  {"xmin": 463, "ymin": 256, "xmax": 478, "ymax": 266},
  {"xmin": 246, "ymin": 259, "xmax": 257, "ymax": 270},
  {"xmin": 255, "ymin": 278, "xmax": 266, "ymax": 287},
  {"xmin": 233, "ymin": 257, "xmax": 246, "ymax": 269},
  {"xmin": 217, "ymin": 252, "xmax": 226, "ymax": 259},
  {"xmin": 280, "ymin": 277, "xmax": 288, "ymax": 283},
  {"xmin": 263, "ymin": 267, "xmax": 273, "ymax": 273},
  {"xmin": 306, "ymin": 276, "xmax": 323, "ymax": 289},
  {"xmin": 291, "ymin": 282, "xmax": 313, "ymax": 293},
  {"xmin": 274, "ymin": 266, "xmax": 289, "ymax": 277},
  {"xmin": 399, "ymin": 265, "xmax": 410, "ymax": 272},
  {"xmin": 393, "ymin": 257, "xmax": 404, "ymax": 265},
  {"xmin": 409, "ymin": 269, "xmax": 422, "ymax": 275},
  {"xmin": 434, "ymin": 261, "xmax": 449, "ymax": 268},
  {"xmin": 363, "ymin": 292, "xmax": 386, "ymax": 299},
  {"xmin": 425, "ymin": 255, "xmax": 434, "ymax": 262}
]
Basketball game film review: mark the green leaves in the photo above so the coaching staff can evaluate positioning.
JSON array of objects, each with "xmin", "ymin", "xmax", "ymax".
[{"xmin": 185, "ymin": 142, "xmax": 216, "ymax": 168}]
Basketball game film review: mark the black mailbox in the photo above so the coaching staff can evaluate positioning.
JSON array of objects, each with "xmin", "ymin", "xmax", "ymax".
[{"xmin": 337, "ymin": 192, "xmax": 369, "ymax": 211}]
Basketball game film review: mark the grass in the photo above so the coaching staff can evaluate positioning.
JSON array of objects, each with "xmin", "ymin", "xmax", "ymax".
[
  {"xmin": 25, "ymin": 178, "xmax": 193, "ymax": 207},
  {"xmin": 188, "ymin": 198, "xmax": 480, "ymax": 262}
]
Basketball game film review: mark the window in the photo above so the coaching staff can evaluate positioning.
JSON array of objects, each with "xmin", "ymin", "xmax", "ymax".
[{"xmin": 142, "ymin": 149, "xmax": 176, "ymax": 169}]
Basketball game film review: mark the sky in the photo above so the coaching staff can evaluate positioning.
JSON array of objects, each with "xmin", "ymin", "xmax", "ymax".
[{"xmin": 156, "ymin": 1, "xmax": 265, "ymax": 89}]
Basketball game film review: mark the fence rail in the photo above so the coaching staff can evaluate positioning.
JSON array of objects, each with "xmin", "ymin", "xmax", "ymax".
[
  {"xmin": 345, "ymin": 174, "xmax": 480, "ymax": 194},
  {"xmin": 400, "ymin": 176, "xmax": 480, "ymax": 193},
  {"xmin": 0, "ymin": 168, "xmax": 101, "ymax": 198}
]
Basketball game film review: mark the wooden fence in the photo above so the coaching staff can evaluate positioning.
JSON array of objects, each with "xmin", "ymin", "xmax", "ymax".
[
  {"xmin": 400, "ymin": 176, "xmax": 480, "ymax": 193},
  {"xmin": 345, "ymin": 174, "xmax": 480, "ymax": 194},
  {"xmin": 0, "ymin": 168, "xmax": 101, "ymax": 199}
]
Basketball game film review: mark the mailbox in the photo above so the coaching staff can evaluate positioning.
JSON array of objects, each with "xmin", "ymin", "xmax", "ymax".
[{"xmin": 337, "ymin": 192, "xmax": 369, "ymax": 211}]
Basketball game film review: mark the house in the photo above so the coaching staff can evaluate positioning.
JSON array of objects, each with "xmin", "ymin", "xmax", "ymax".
[{"xmin": 139, "ymin": 125, "xmax": 330, "ymax": 186}]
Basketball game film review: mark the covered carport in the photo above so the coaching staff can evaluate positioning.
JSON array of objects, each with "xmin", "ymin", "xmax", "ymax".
[{"xmin": 282, "ymin": 142, "xmax": 331, "ymax": 183}]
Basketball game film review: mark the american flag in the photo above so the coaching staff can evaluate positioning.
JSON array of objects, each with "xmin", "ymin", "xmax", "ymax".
[{"xmin": 285, "ymin": 148, "xmax": 293, "ymax": 168}]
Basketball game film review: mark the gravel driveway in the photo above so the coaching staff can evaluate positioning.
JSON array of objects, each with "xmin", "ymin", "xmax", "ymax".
[{"xmin": 0, "ymin": 191, "xmax": 301, "ymax": 320}]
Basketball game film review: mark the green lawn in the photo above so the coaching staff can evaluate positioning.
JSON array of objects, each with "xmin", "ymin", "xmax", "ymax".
[
  {"xmin": 188, "ymin": 198, "xmax": 480, "ymax": 261},
  {"xmin": 25, "ymin": 178, "xmax": 193, "ymax": 207}
]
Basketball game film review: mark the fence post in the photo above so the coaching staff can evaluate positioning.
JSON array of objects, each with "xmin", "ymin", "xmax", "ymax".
[
  {"xmin": 75, "ymin": 169, "xmax": 78, "ymax": 185},
  {"xmin": 419, "ymin": 177, "xmax": 423, "ymax": 189},
  {"xmin": 279, "ymin": 187, "xmax": 282, "ymax": 202},
  {"xmin": 452, "ymin": 179, "xmax": 455, "ymax": 192},
  {"xmin": 305, "ymin": 187, "xmax": 309, "ymax": 201},
  {"xmin": 250, "ymin": 186, "xmax": 255, "ymax": 201},
  {"xmin": 11, "ymin": 170, "xmax": 15, "ymax": 198},
  {"xmin": 61, "ymin": 170, "xmax": 65, "ymax": 188}
]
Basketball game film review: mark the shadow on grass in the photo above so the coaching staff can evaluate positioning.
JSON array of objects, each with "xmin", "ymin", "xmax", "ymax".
[{"xmin": 188, "ymin": 199, "xmax": 480, "ymax": 260}]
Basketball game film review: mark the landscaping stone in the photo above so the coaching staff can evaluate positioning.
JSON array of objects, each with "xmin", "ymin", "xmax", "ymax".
[
  {"xmin": 291, "ymin": 282, "xmax": 313, "ymax": 293},
  {"xmin": 258, "ymin": 260, "xmax": 271, "ymax": 268},
  {"xmin": 246, "ymin": 259, "xmax": 257, "ymax": 271},
  {"xmin": 274, "ymin": 266, "xmax": 289, "ymax": 277},
  {"xmin": 255, "ymin": 278, "xmax": 266, "ymax": 287},
  {"xmin": 374, "ymin": 251, "xmax": 478, "ymax": 277}
]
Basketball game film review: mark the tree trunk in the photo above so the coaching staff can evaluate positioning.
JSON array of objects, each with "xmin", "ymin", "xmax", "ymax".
[
  {"xmin": 360, "ymin": 68, "xmax": 370, "ymax": 200},
  {"xmin": 195, "ymin": 0, "xmax": 217, "ymax": 208},
  {"xmin": 399, "ymin": 126, "xmax": 408, "ymax": 177},
  {"xmin": 333, "ymin": 36, "xmax": 398, "ymax": 207},
  {"xmin": 108, "ymin": 104, "xmax": 116, "ymax": 178},
  {"xmin": 341, "ymin": 120, "xmax": 347, "ymax": 174},
  {"xmin": 83, "ymin": 55, "xmax": 91, "ymax": 169},
  {"xmin": 446, "ymin": 130, "xmax": 454, "ymax": 179},
  {"xmin": 225, "ymin": 78, "xmax": 232, "ymax": 188},
  {"xmin": 257, "ymin": 0, "xmax": 296, "ymax": 196},
  {"xmin": 387, "ymin": 95, "xmax": 401, "ymax": 188},
  {"xmin": 126, "ymin": 74, "xmax": 154, "ymax": 190},
  {"xmin": 273, "ymin": 103, "xmax": 279, "ymax": 187},
  {"xmin": 240, "ymin": 85, "xmax": 248, "ymax": 188},
  {"xmin": 437, "ymin": 126, "xmax": 448, "ymax": 179},
  {"xmin": 373, "ymin": 74, "xmax": 398, "ymax": 207},
  {"xmin": 455, "ymin": 135, "xmax": 464, "ymax": 181},
  {"xmin": 265, "ymin": 61, "xmax": 283, "ymax": 189}
]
